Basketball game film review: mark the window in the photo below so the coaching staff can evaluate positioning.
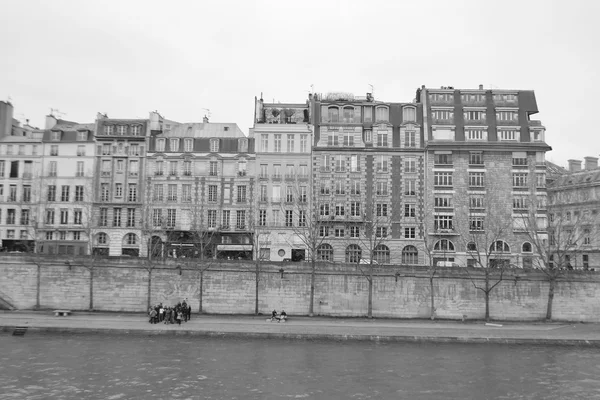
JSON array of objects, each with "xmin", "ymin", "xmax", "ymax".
[
  {"xmin": 363, "ymin": 106, "xmax": 372, "ymax": 123},
  {"xmin": 116, "ymin": 159, "xmax": 124, "ymax": 173},
  {"xmin": 402, "ymin": 246, "xmax": 418, "ymax": 264},
  {"xmin": 20, "ymin": 209, "xmax": 30, "ymax": 225},
  {"xmin": 285, "ymin": 210, "xmax": 293, "ymax": 227},
  {"xmin": 125, "ymin": 233, "xmax": 137, "ymax": 246},
  {"xmin": 434, "ymin": 196, "xmax": 452, "ymax": 208},
  {"xmin": 51, "ymin": 131, "xmax": 61, "ymax": 141},
  {"xmin": 60, "ymin": 209, "xmax": 69, "ymax": 224},
  {"xmin": 46, "ymin": 209, "xmax": 55, "ymax": 225},
  {"xmin": 116, "ymin": 125, "xmax": 126, "ymax": 135},
  {"xmin": 299, "ymin": 186, "xmax": 307, "ymax": 203},
  {"xmin": 584, "ymin": 229, "xmax": 591, "ymax": 245},
  {"xmin": 286, "ymin": 134, "xmax": 295, "ymax": 152},
  {"xmin": 432, "ymin": 109, "xmax": 453, "ymax": 120},
  {"xmin": 319, "ymin": 226, "xmax": 329, "ymax": 237},
  {"xmin": 73, "ymin": 209, "xmax": 82, "ymax": 225},
  {"xmin": 469, "ymin": 172, "xmax": 485, "ymax": 187},
  {"xmin": 404, "ymin": 227, "xmax": 416, "ymax": 239},
  {"xmin": 469, "ymin": 216, "xmax": 484, "ymax": 231},
  {"xmin": 470, "ymin": 195, "xmax": 484, "ymax": 209},
  {"xmin": 273, "ymin": 164, "xmax": 281, "ymax": 178},
  {"xmin": 129, "ymin": 160, "xmax": 139, "ymax": 176},
  {"xmin": 335, "ymin": 228, "xmax": 345, "ymax": 237},
  {"xmin": 6, "ymin": 209, "xmax": 16, "ymax": 224},
  {"xmin": 434, "ymin": 172, "xmax": 453, "ymax": 187},
  {"xmin": 404, "ymin": 203, "xmax": 416, "ymax": 217},
  {"xmin": 334, "ymin": 156, "xmax": 345, "ymax": 172},
  {"xmin": 183, "ymin": 160, "xmax": 192, "ymax": 176},
  {"xmin": 166, "ymin": 209, "xmax": 176, "ymax": 227},
  {"xmin": 209, "ymin": 161, "xmax": 218, "ymax": 176},
  {"xmin": 434, "ymin": 239, "xmax": 455, "ymax": 251},
  {"xmin": 376, "ymin": 227, "xmax": 388, "ymax": 238},
  {"xmin": 376, "ymin": 131, "xmax": 388, "ymax": 147},
  {"xmin": 350, "ymin": 226, "xmax": 360, "ymax": 237},
  {"xmin": 335, "ymin": 181, "xmax": 345, "ymax": 195},
  {"xmin": 345, "ymin": 244, "xmax": 362, "ymax": 263},
  {"xmin": 182, "ymin": 184, "xmax": 192, "ymax": 202},
  {"xmin": 376, "ymin": 181, "xmax": 388, "ymax": 196},
  {"xmin": 237, "ymin": 186, "xmax": 247, "ymax": 203},
  {"xmin": 273, "ymin": 134, "xmax": 281, "ymax": 152},
  {"xmin": 434, "ymin": 215, "xmax": 453, "ymax": 231},
  {"xmin": 317, "ymin": 244, "xmax": 333, "ymax": 261},
  {"xmin": 50, "ymin": 145, "xmax": 58, "ymax": 156},
  {"xmin": 207, "ymin": 210, "xmax": 217, "ymax": 228},
  {"xmin": 463, "ymin": 110, "xmax": 486, "ymax": 121},
  {"xmin": 376, "ymin": 203, "xmax": 388, "ymax": 217},
  {"xmin": 45, "ymin": 231, "xmax": 53, "ymax": 241},
  {"xmin": 350, "ymin": 155, "xmax": 360, "ymax": 172},
  {"xmin": 272, "ymin": 185, "xmax": 281, "ymax": 202},
  {"xmin": 126, "ymin": 208, "xmax": 135, "ymax": 227},
  {"xmin": 300, "ymin": 135, "xmax": 308, "ymax": 152},
  {"xmin": 376, "ymin": 156, "xmax": 388, "ymax": 172},
  {"xmin": 113, "ymin": 208, "xmax": 121, "ymax": 226},
  {"xmin": 373, "ymin": 244, "xmax": 390, "ymax": 263},
  {"xmin": 259, "ymin": 185, "xmax": 267, "ymax": 202},
  {"xmin": 131, "ymin": 125, "xmax": 142, "ymax": 135},
  {"xmin": 583, "ymin": 254, "xmax": 590, "ymax": 269},
  {"xmin": 168, "ymin": 184, "xmax": 177, "ymax": 201},
  {"xmin": 513, "ymin": 173, "xmax": 528, "ymax": 188},
  {"xmin": 364, "ymin": 129, "xmax": 372, "ymax": 143},
  {"xmin": 350, "ymin": 202, "xmax": 361, "ymax": 217},
  {"xmin": 469, "ymin": 152, "xmax": 483, "ymax": 166},
  {"xmin": 350, "ymin": 181, "xmax": 360, "ymax": 195},
  {"xmin": 99, "ymin": 208, "xmax": 108, "ymax": 226},
  {"xmin": 76, "ymin": 161, "xmax": 84, "ymax": 177},
  {"xmin": 8, "ymin": 185, "xmax": 16, "ymax": 202},
  {"xmin": 404, "ymin": 157, "xmax": 416, "ymax": 173},
  {"xmin": 496, "ymin": 110, "xmax": 518, "ymax": 122},
  {"xmin": 61, "ymin": 185, "xmax": 70, "ymax": 202},
  {"xmin": 236, "ymin": 210, "xmax": 246, "ymax": 229},
  {"xmin": 128, "ymin": 184, "xmax": 138, "ymax": 202},
  {"xmin": 286, "ymin": 186, "xmax": 294, "ymax": 202},
  {"xmin": 403, "ymin": 107, "xmax": 416, "ymax": 122},
  {"xmin": 335, "ymin": 204, "xmax": 345, "ymax": 216},
  {"xmin": 169, "ymin": 138, "xmax": 179, "ymax": 151},
  {"xmin": 156, "ymin": 139, "xmax": 165, "ymax": 152},
  {"xmin": 513, "ymin": 196, "xmax": 528, "ymax": 211},
  {"xmin": 22, "ymin": 186, "xmax": 31, "ymax": 202},
  {"xmin": 434, "ymin": 153, "xmax": 452, "ymax": 165},
  {"xmin": 466, "ymin": 129, "xmax": 486, "ymax": 141},
  {"xmin": 152, "ymin": 184, "xmax": 163, "ymax": 201},
  {"xmin": 6, "ymin": 145, "xmax": 13, "ymax": 155},
  {"xmin": 259, "ymin": 210, "xmax": 267, "ymax": 226},
  {"xmin": 154, "ymin": 161, "xmax": 164, "ymax": 176},
  {"xmin": 404, "ymin": 131, "xmax": 416, "ymax": 148},
  {"xmin": 375, "ymin": 106, "xmax": 389, "ymax": 122},
  {"xmin": 320, "ymin": 204, "xmax": 330, "ymax": 217},
  {"xmin": 512, "ymin": 153, "xmax": 528, "ymax": 166},
  {"xmin": 183, "ymin": 139, "xmax": 193, "ymax": 152},
  {"xmin": 129, "ymin": 143, "xmax": 140, "ymax": 156},
  {"xmin": 100, "ymin": 183, "xmax": 109, "ymax": 201},
  {"xmin": 210, "ymin": 139, "xmax": 219, "ymax": 152},
  {"xmin": 326, "ymin": 106, "xmax": 339, "ymax": 123},
  {"xmin": 499, "ymin": 129, "xmax": 519, "ymax": 141},
  {"xmin": 261, "ymin": 134, "xmax": 268, "ymax": 152},
  {"xmin": 238, "ymin": 159, "xmax": 247, "ymax": 176},
  {"xmin": 169, "ymin": 161, "xmax": 177, "ymax": 176},
  {"xmin": 404, "ymin": 179, "xmax": 416, "ymax": 196},
  {"xmin": 75, "ymin": 186, "xmax": 84, "ymax": 202},
  {"xmin": 490, "ymin": 240, "xmax": 510, "ymax": 253}
]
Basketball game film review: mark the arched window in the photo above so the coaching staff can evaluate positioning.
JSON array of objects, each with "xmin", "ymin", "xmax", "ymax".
[
  {"xmin": 434, "ymin": 239, "xmax": 455, "ymax": 252},
  {"xmin": 490, "ymin": 240, "xmax": 510, "ymax": 253},
  {"xmin": 124, "ymin": 233, "xmax": 138, "ymax": 246},
  {"xmin": 375, "ymin": 106, "xmax": 389, "ymax": 122},
  {"xmin": 317, "ymin": 243, "xmax": 333, "ymax": 261},
  {"xmin": 343, "ymin": 106, "xmax": 355, "ymax": 122},
  {"xmin": 96, "ymin": 233, "xmax": 108, "ymax": 245},
  {"xmin": 403, "ymin": 106, "xmax": 416, "ymax": 122},
  {"xmin": 467, "ymin": 242, "xmax": 477, "ymax": 252},
  {"xmin": 328, "ymin": 106, "xmax": 339, "ymax": 123},
  {"xmin": 402, "ymin": 245, "xmax": 418, "ymax": 264},
  {"xmin": 373, "ymin": 244, "xmax": 390, "ymax": 264},
  {"xmin": 345, "ymin": 244, "xmax": 362, "ymax": 263},
  {"xmin": 522, "ymin": 242, "xmax": 532, "ymax": 253}
]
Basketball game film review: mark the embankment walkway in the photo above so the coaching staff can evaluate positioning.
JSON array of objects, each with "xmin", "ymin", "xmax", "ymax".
[{"xmin": 2, "ymin": 311, "xmax": 600, "ymax": 346}]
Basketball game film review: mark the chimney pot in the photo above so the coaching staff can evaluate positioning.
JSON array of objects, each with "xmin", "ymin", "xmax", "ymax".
[
  {"xmin": 479, "ymin": 84, "xmax": 483, "ymax": 90},
  {"xmin": 568, "ymin": 159, "xmax": 582, "ymax": 172},
  {"xmin": 203, "ymin": 116, "xmax": 209, "ymax": 123},
  {"xmin": 584, "ymin": 156, "xmax": 598, "ymax": 170}
]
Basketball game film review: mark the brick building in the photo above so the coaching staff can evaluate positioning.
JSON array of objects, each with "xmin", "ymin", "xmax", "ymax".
[
  {"xmin": 418, "ymin": 85, "xmax": 551, "ymax": 267},
  {"xmin": 251, "ymin": 96, "xmax": 312, "ymax": 261},
  {"xmin": 146, "ymin": 116, "xmax": 255, "ymax": 260},
  {"xmin": 309, "ymin": 92, "xmax": 425, "ymax": 264}
]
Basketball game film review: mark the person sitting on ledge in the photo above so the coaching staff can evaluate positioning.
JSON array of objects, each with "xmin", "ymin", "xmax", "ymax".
[
  {"xmin": 279, "ymin": 310, "xmax": 287, "ymax": 322},
  {"xmin": 271, "ymin": 310, "xmax": 278, "ymax": 322}
]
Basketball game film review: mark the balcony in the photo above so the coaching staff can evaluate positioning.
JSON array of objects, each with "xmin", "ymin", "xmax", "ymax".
[
  {"xmin": 259, "ymin": 174, "xmax": 269, "ymax": 180},
  {"xmin": 430, "ymin": 228, "xmax": 458, "ymax": 235},
  {"xmin": 155, "ymin": 171, "xmax": 164, "ymax": 176},
  {"xmin": 101, "ymin": 171, "xmax": 111, "ymax": 177},
  {"xmin": 22, "ymin": 173, "xmax": 33, "ymax": 180},
  {"xmin": 238, "ymin": 171, "xmax": 247, "ymax": 177}
]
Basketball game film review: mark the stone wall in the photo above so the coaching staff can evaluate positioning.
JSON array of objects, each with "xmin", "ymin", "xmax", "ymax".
[{"xmin": 1, "ymin": 255, "xmax": 599, "ymax": 322}]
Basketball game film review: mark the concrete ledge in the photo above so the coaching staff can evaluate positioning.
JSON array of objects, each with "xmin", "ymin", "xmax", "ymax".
[{"xmin": 3, "ymin": 325, "xmax": 600, "ymax": 347}]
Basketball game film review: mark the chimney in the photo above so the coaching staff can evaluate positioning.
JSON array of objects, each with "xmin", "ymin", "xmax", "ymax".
[
  {"xmin": 479, "ymin": 84, "xmax": 483, "ymax": 90},
  {"xmin": 45, "ymin": 114, "xmax": 58, "ymax": 130},
  {"xmin": 203, "ymin": 116, "xmax": 209, "ymax": 123},
  {"xmin": 568, "ymin": 159, "xmax": 582, "ymax": 172},
  {"xmin": 0, "ymin": 101, "xmax": 14, "ymax": 138},
  {"xmin": 584, "ymin": 156, "xmax": 598, "ymax": 170}
]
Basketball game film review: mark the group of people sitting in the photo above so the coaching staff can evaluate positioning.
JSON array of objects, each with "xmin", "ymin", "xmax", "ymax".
[
  {"xmin": 270, "ymin": 310, "xmax": 288, "ymax": 322},
  {"xmin": 148, "ymin": 301, "xmax": 191, "ymax": 325}
]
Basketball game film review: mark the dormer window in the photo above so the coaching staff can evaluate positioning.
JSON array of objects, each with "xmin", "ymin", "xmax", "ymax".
[
  {"xmin": 184, "ymin": 138, "xmax": 193, "ymax": 152},
  {"xmin": 77, "ymin": 131, "xmax": 88, "ymax": 141},
  {"xmin": 156, "ymin": 138, "xmax": 165, "ymax": 152},
  {"xmin": 402, "ymin": 106, "xmax": 416, "ymax": 122},
  {"xmin": 51, "ymin": 131, "xmax": 61, "ymax": 141},
  {"xmin": 210, "ymin": 139, "xmax": 219, "ymax": 152},
  {"xmin": 327, "ymin": 106, "xmax": 339, "ymax": 123},
  {"xmin": 117, "ymin": 125, "xmax": 127, "ymax": 135},
  {"xmin": 131, "ymin": 125, "xmax": 141, "ymax": 136},
  {"xmin": 169, "ymin": 138, "xmax": 179, "ymax": 151},
  {"xmin": 375, "ymin": 106, "xmax": 389, "ymax": 122},
  {"xmin": 224, "ymin": 126, "xmax": 229, "ymax": 132},
  {"xmin": 104, "ymin": 125, "xmax": 114, "ymax": 135},
  {"xmin": 238, "ymin": 138, "xmax": 248, "ymax": 153}
]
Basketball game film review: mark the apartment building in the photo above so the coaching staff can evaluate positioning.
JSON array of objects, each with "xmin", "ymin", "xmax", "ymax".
[
  {"xmin": 36, "ymin": 116, "xmax": 96, "ymax": 255},
  {"xmin": 310, "ymin": 92, "xmax": 425, "ymax": 264},
  {"xmin": 0, "ymin": 101, "xmax": 42, "ymax": 252},
  {"xmin": 92, "ymin": 115, "xmax": 148, "ymax": 256},
  {"xmin": 251, "ymin": 97, "xmax": 312, "ymax": 261},
  {"xmin": 418, "ymin": 85, "xmax": 551, "ymax": 268},
  {"xmin": 146, "ymin": 117, "xmax": 255, "ymax": 260}
]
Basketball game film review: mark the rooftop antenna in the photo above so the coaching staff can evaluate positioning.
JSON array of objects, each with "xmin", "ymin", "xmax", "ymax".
[
  {"xmin": 368, "ymin": 84, "xmax": 374, "ymax": 96},
  {"xmin": 50, "ymin": 108, "xmax": 66, "ymax": 119},
  {"xmin": 202, "ymin": 108, "xmax": 211, "ymax": 119},
  {"xmin": 310, "ymin": 84, "xmax": 314, "ymax": 93}
]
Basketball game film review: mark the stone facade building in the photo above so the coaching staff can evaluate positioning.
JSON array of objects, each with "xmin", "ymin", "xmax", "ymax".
[
  {"xmin": 146, "ymin": 117, "xmax": 255, "ymax": 260},
  {"xmin": 309, "ymin": 92, "xmax": 425, "ymax": 264},
  {"xmin": 251, "ymin": 97, "xmax": 312, "ymax": 261},
  {"xmin": 418, "ymin": 85, "xmax": 551, "ymax": 268}
]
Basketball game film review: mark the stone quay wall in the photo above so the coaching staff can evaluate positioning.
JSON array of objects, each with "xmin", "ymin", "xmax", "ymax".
[{"xmin": 0, "ymin": 255, "xmax": 599, "ymax": 322}]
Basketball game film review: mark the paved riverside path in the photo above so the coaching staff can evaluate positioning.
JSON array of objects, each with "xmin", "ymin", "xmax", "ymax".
[{"xmin": 2, "ymin": 311, "xmax": 600, "ymax": 345}]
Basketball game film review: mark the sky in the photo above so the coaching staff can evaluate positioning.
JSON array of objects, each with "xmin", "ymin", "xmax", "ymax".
[{"xmin": 0, "ymin": 0, "xmax": 598, "ymax": 167}]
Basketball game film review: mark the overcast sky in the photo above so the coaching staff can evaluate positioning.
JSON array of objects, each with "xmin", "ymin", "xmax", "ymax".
[{"xmin": 1, "ymin": 0, "xmax": 598, "ymax": 167}]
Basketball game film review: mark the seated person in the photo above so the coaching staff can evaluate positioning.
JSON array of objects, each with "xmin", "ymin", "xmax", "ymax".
[
  {"xmin": 279, "ymin": 310, "xmax": 287, "ymax": 321},
  {"xmin": 271, "ymin": 310, "xmax": 278, "ymax": 321}
]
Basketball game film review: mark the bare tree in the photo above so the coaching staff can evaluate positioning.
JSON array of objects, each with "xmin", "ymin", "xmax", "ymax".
[
  {"xmin": 420, "ymin": 207, "xmax": 443, "ymax": 320},
  {"xmin": 517, "ymin": 200, "xmax": 599, "ymax": 320}
]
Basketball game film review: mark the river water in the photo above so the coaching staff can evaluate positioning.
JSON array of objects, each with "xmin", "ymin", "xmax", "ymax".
[{"xmin": 1, "ymin": 333, "xmax": 600, "ymax": 399}]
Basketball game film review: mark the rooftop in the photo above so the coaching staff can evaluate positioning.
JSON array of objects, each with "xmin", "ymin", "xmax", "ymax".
[{"xmin": 159, "ymin": 122, "xmax": 246, "ymax": 138}]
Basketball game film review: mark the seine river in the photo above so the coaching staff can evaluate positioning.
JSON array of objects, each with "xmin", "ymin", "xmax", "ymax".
[{"xmin": 1, "ymin": 333, "xmax": 600, "ymax": 399}]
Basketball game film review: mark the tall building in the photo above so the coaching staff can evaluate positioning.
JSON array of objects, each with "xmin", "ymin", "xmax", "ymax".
[
  {"xmin": 418, "ymin": 85, "xmax": 551, "ymax": 267},
  {"xmin": 310, "ymin": 92, "xmax": 425, "ymax": 264},
  {"xmin": 37, "ymin": 115, "xmax": 96, "ymax": 255},
  {"xmin": 146, "ymin": 116, "xmax": 255, "ymax": 259},
  {"xmin": 0, "ymin": 101, "xmax": 43, "ymax": 252},
  {"xmin": 92, "ymin": 115, "xmax": 149, "ymax": 256},
  {"xmin": 251, "ymin": 96, "xmax": 312, "ymax": 261}
]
